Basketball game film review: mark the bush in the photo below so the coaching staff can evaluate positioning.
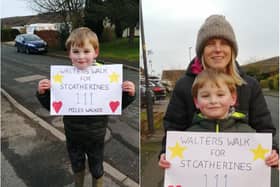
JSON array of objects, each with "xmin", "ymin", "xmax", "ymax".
[
  {"xmin": 267, "ymin": 77, "xmax": 274, "ymax": 90},
  {"xmin": 59, "ymin": 24, "xmax": 70, "ymax": 50},
  {"xmin": 260, "ymin": 79, "xmax": 268, "ymax": 88},
  {"xmin": 101, "ymin": 27, "xmax": 116, "ymax": 42},
  {"xmin": 1, "ymin": 28, "xmax": 20, "ymax": 42},
  {"xmin": 273, "ymin": 74, "xmax": 279, "ymax": 90}
]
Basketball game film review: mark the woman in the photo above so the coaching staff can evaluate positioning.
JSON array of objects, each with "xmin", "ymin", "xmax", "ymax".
[{"xmin": 159, "ymin": 15, "xmax": 278, "ymax": 168}]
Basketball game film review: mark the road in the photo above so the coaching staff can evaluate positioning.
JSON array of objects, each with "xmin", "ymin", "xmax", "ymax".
[
  {"xmin": 264, "ymin": 96, "xmax": 279, "ymax": 139},
  {"xmin": 1, "ymin": 44, "xmax": 139, "ymax": 185}
]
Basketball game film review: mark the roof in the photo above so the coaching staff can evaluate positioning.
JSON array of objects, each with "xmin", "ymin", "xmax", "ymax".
[{"xmin": 1, "ymin": 12, "xmax": 65, "ymax": 28}]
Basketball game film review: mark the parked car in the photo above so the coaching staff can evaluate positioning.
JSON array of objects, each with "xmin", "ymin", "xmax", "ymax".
[
  {"xmin": 141, "ymin": 78, "xmax": 166, "ymax": 101},
  {"xmin": 160, "ymin": 80, "xmax": 173, "ymax": 93},
  {"xmin": 149, "ymin": 81, "xmax": 166, "ymax": 100},
  {"xmin": 140, "ymin": 84, "xmax": 156, "ymax": 107},
  {"xmin": 15, "ymin": 34, "xmax": 47, "ymax": 54},
  {"xmin": 148, "ymin": 75, "xmax": 161, "ymax": 82}
]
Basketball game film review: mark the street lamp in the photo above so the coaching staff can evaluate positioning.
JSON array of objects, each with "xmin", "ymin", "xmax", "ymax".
[
  {"xmin": 188, "ymin": 47, "xmax": 192, "ymax": 62},
  {"xmin": 148, "ymin": 59, "xmax": 152, "ymax": 75},
  {"xmin": 147, "ymin": 49, "xmax": 153, "ymax": 76}
]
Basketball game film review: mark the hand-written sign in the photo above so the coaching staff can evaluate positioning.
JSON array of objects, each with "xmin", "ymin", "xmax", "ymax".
[
  {"xmin": 165, "ymin": 132, "xmax": 272, "ymax": 187},
  {"xmin": 50, "ymin": 65, "xmax": 123, "ymax": 115}
]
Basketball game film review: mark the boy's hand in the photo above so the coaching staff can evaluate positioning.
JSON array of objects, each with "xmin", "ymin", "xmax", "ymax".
[
  {"xmin": 265, "ymin": 149, "xmax": 279, "ymax": 167},
  {"xmin": 122, "ymin": 81, "xmax": 135, "ymax": 96},
  {"xmin": 38, "ymin": 79, "xmax": 51, "ymax": 95},
  {"xmin": 158, "ymin": 153, "xmax": 171, "ymax": 169}
]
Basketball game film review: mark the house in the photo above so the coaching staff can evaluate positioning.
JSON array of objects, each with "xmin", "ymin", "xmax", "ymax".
[
  {"xmin": 122, "ymin": 24, "xmax": 139, "ymax": 37},
  {"xmin": 161, "ymin": 69, "xmax": 186, "ymax": 88},
  {"xmin": 2, "ymin": 12, "xmax": 138, "ymax": 37},
  {"xmin": 26, "ymin": 23, "xmax": 63, "ymax": 34},
  {"xmin": 1, "ymin": 12, "xmax": 65, "ymax": 29}
]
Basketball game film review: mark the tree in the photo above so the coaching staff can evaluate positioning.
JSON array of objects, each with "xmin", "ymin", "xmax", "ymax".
[
  {"xmin": 83, "ymin": 0, "xmax": 139, "ymax": 44},
  {"xmin": 27, "ymin": 0, "xmax": 85, "ymax": 29},
  {"xmin": 84, "ymin": 0, "xmax": 105, "ymax": 40},
  {"xmin": 103, "ymin": 0, "xmax": 126, "ymax": 38},
  {"xmin": 105, "ymin": 0, "xmax": 139, "ymax": 44},
  {"xmin": 122, "ymin": 0, "xmax": 139, "ymax": 45}
]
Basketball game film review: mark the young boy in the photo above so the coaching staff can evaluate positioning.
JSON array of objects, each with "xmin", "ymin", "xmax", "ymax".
[
  {"xmin": 37, "ymin": 27, "xmax": 136, "ymax": 187},
  {"xmin": 159, "ymin": 69, "xmax": 278, "ymax": 168}
]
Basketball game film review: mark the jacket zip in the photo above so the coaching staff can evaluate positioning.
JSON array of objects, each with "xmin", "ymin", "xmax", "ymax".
[{"xmin": 215, "ymin": 123, "xmax": 219, "ymax": 133}]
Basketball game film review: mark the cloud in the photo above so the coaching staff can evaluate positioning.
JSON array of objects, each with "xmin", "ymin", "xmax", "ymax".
[{"xmin": 142, "ymin": 0, "xmax": 279, "ymax": 75}]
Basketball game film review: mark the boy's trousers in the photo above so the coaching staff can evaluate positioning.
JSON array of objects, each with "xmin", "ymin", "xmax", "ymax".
[{"xmin": 63, "ymin": 116, "xmax": 108, "ymax": 178}]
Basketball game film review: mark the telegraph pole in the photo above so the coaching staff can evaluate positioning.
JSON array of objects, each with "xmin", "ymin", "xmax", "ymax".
[{"xmin": 140, "ymin": 0, "xmax": 154, "ymax": 133}]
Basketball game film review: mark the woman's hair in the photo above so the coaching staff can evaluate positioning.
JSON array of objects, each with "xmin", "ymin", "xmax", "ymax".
[
  {"xmin": 196, "ymin": 15, "xmax": 246, "ymax": 86},
  {"xmin": 65, "ymin": 27, "xmax": 99, "ymax": 51},
  {"xmin": 201, "ymin": 50, "xmax": 246, "ymax": 86},
  {"xmin": 192, "ymin": 69, "xmax": 237, "ymax": 98}
]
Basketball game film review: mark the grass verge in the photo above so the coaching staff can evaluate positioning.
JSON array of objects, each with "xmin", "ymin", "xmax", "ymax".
[
  {"xmin": 47, "ymin": 38, "xmax": 139, "ymax": 62},
  {"xmin": 99, "ymin": 38, "xmax": 139, "ymax": 62}
]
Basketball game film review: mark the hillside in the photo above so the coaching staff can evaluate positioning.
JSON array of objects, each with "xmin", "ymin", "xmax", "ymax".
[{"xmin": 241, "ymin": 56, "xmax": 279, "ymax": 75}]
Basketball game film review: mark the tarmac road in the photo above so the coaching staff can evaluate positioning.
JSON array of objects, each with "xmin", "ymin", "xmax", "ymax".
[{"xmin": 1, "ymin": 44, "xmax": 139, "ymax": 186}]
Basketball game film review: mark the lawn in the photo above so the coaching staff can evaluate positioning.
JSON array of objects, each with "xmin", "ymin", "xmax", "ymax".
[
  {"xmin": 99, "ymin": 38, "xmax": 139, "ymax": 62},
  {"xmin": 48, "ymin": 38, "xmax": 139, "ymax": 63},
  {"xmin": 141, "ymin": 110, "xmax": 164, "ymax": 136}
]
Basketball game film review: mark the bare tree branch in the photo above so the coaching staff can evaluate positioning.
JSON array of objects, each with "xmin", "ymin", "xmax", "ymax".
[{"xmin": 25, "ymin": 0, "xmax": 85, "ymax": 28}]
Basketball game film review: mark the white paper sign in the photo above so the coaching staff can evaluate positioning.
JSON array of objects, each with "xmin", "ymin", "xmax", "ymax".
[
  {"xmin": 50, "ymin": 65, "xmax": 123, "ymax": 115},
  {"xmin": 165, "ymin": 132, "xmax": 272, "ymax": 187}
]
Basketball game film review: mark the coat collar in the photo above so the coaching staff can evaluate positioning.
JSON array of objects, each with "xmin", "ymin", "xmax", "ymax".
[
  {"xmin": 192, "ymin": 111, "xmax": 248, "ymax": 131},
  {"xmin": 185, "ymin": 57, "xmax": 245, "ymax": 76}
]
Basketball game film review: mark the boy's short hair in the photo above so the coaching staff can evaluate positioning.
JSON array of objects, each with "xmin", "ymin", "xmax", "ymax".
[
  {"xmin": 192, "ymin": 69, "xmax": 237, "ymax": 97},
  {"xmin": 65, "ymin": 27, "xmax": 99, "ymax": 51}
]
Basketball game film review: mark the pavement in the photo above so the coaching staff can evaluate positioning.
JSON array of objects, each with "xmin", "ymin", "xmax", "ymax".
[{"xmin": 1, "ymin": 89, "xmax": 138, "ymax": 187}]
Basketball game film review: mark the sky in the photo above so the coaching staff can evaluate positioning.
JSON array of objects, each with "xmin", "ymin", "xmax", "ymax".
[
  {"xmin": 141, "ymin": 0, "xmax": 279, "ymax": 76},
  {"xmin": 1, "ymin": 0, "xmax": 36, "ymax": 18},
  {"xmin": 1, "ymin": 0, "xmax": 279, "ymax": 77}
]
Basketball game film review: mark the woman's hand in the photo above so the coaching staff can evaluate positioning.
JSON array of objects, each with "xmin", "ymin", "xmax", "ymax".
[
  {"xmin": 158, "ymin": 153, "xmax": 171, "ymax": 169},
  {"xmin": 265, "ymin": 149, "xmax": 279, "ymax": 167},
  {"xmin": 122, "ymin": 81, "xmax": 135, "ymax": 96},
  {"xmin": 38, "ymin": 79, "xmax": 51, "ymax": 95}
]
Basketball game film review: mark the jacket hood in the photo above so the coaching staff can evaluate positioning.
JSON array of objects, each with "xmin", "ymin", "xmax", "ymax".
[{"xmin": 185, "ymin": 57, "xmax": 245, "ymax": 76}]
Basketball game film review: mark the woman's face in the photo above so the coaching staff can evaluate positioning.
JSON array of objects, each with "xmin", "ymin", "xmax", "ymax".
[{"xmin": 203, "ymin": 38, "xmax": 232, "ymax": 70}]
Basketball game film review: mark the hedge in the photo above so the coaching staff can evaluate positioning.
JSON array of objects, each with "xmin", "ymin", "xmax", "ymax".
[
  {"xmin": 273, "ymin": 74, "xmax": 279, "ymax": 90},
  {"xmin": 260, "ymin": 79, "xmax": 268, "ymax": 88},
  {"xmin": 1, "ymin": 28, "xmax": 20, "ymax": 42}
]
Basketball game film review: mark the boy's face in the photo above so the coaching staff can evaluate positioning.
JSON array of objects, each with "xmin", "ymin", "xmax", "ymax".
[
  {"xmin": 69, "ymin": 41, "xmax": 98, "ymax": 70},
  {"xmin": 194, "ymin": 80, "xmax": 236, "ymax": 119}
]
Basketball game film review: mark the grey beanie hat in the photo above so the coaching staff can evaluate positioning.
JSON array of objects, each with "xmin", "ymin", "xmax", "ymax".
[{"xmin": 195, "ymin": 15, "xmax": 238, "ymax": 58}]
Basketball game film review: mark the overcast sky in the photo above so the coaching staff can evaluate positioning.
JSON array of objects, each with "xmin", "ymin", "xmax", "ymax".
[
  {"xmin": 1, "ymin": 0, "xmax": 279, "ymax": 77},
  {"xmin": 142, "ymin": 0, "xmax": 279, "ymax": 76},
  {"xmin": 1, "ymin": 0, "xmax": 36, "ymax": 18}
]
